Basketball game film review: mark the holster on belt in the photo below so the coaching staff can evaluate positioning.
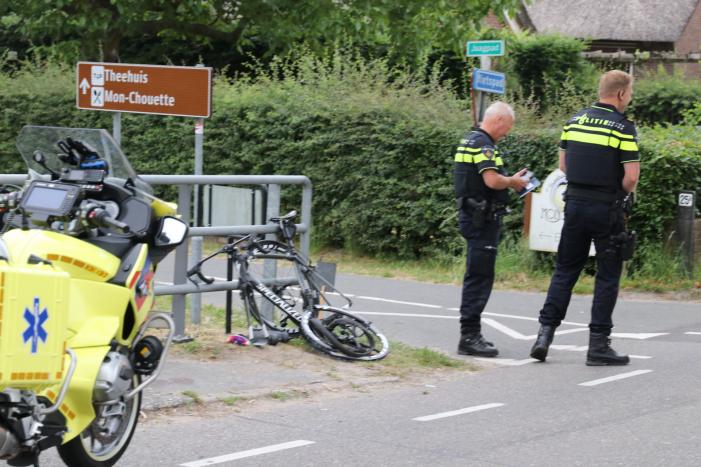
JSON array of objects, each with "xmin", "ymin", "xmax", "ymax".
[{"xmin": 456, "ymin": 197, "xmax": 488, "ymax": 228}]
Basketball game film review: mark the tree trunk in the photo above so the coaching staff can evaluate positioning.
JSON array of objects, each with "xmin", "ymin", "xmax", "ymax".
[{"xmin": 103, "ymin": 28, "xmax": 122, "ymax": 62}]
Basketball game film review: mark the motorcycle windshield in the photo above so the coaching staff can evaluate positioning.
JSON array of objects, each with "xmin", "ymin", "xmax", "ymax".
[{"xmin": 15, "ymin": 126, "xmax": 151, "ymax": 193}]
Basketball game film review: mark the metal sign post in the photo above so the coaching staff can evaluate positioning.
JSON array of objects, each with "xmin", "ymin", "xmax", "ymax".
[
  {"xmin": 112, "ymin": 112, "xmax": 121, "ymax": 146},
  {"xmin": 677, "ymin": 191, "xmax": 696, "ymax": 276},
  {"xmin": 466, "ymin": 40, "xmax": 506, "ymax": 125},
  {"xmin": 190, "ymin": 118, "xmax": 205, "ymax": 324}
]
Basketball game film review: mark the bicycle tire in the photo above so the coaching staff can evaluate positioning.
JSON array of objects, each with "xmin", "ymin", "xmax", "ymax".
[{"xmin": 300, "ymin": 306, "xmax": 389, "ymax": 361}]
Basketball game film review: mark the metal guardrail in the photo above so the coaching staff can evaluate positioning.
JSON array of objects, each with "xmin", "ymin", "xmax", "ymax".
[
  {"xmin": 146, "ymin": 175, "xmax": 312, "ymax": 340},
  {"xmin": 0, "ymin": 173, "xmax": 313, "ymax": 340}
]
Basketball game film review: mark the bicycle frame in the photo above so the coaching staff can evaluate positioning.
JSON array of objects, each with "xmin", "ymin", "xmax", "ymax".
[{"xmin": 235, "ymin": 249, "xmax": 310, "ymax": 326}]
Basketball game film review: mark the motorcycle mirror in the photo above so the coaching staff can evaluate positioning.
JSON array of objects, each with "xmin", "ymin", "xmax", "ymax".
[{"xmin": 154, "ymin": 216, "xmax": 188, "ymax": 247}]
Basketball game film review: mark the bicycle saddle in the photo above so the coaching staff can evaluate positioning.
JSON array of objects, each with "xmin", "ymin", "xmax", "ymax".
[{"xmin": 269, "ymin": 210, "xmax": 297, "ymax": 222}]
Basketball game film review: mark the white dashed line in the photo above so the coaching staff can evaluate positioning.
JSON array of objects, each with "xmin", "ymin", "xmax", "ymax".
[
  {"xmin": 413, "ymin": 403, "xmax": 505, "ymax": 422},
  {"xmin": 475, "ymin": 358, "xmax": 537, "ymax": 366},
  {"xmin": 578, "ymin": 370, "xmax": 653, "ymax": 387},
  {"xmin": 482, "ymin": 311, "xmax": 589, "ymax": 327},
  {"xmin": 550, "ymin": 344, "xmax": 589, "ymax": 351},
  {"xmin": 610, "ymin": 333, "xmax": 669, "ymax": 339},
  {"xmin": 179, "ymin": 440, "xmax": 315, "ymax": 466},
  {"xmin": 353, "ymin": 311, "xmax": 458, "ymax": 320},
  {"xmin": 354, "ymin": 295, "xmax": 441, "ymax": 308},
  {"xmin": 685, "ymin": 332, "xmax": 701, "ymax": 335}
]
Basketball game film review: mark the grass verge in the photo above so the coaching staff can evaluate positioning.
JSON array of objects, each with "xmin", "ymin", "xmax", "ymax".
[
  {"xmin": 312, "ymin": 239, "xmax": 701, "ymax": 297},
  {"xmin": 156, "ymin": 296, "xmax": 472, "ymax": 377}
]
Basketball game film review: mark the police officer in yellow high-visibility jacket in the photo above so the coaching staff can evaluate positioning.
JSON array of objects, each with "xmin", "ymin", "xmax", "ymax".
[
  {"xmin": 531, "ymin": 70, "xmax": 640, "ymax": 365},
  {"xmin": 454, "ymin": 102, "xmax": 528, "ymax": 357}
]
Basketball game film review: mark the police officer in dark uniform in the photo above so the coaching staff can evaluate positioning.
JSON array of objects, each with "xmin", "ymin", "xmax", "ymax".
[
  {"xmin": 454, "ymin": 101, "xmax": 528, "ymax": 357},
  {"xmin": 530, "ymin": 70, "xmax": 640, "ymax": 365}
]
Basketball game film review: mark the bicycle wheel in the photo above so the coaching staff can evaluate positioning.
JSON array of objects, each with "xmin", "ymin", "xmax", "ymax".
[{"xmin": 300, "ymin": 306, "xmax": 389, "ymax": 361}]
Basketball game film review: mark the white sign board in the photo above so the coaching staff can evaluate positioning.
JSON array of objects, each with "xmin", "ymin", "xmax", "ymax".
[
  {"xmin": 203, "ymin": 186, "xmax": 264, "ymax": 227},
  {"xmin": 678, "ymin": 192, "xmax": 694, "ymax": 207},
  {"xmin": 529, "ymin": 169, "xmax": 595, "ymax": 255}
]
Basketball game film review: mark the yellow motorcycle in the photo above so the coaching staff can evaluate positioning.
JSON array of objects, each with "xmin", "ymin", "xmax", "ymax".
[{"xmin": 0, "ymin": 126, "xmax": 188, "ymax": 467}]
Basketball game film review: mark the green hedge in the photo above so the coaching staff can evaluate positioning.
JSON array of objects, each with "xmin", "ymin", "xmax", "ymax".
[
  {"xmin": 504, "ymin": 34, "xmax": 597, "ymax": 112},
  {"xmin": 1, "ymin": 62, "xmax": 699, "ymax": 260},
  {"xmin": 633, "ymin": 125, "xmax": 701, "ymax": 241},
  {"xmin": 628, "ymin": 71, "xmax": 701, "ymax": 125}
]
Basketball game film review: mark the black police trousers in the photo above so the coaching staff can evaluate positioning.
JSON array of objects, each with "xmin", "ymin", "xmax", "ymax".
[
  {"xmin": 458, "ymin": 211, "xmax": 501, "ymax": 335},
  {"xmin": 538, "ymin": 198, "xmax": 624, "ymax": 335}
]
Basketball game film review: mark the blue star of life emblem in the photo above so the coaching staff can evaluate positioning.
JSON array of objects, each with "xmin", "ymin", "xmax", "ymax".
[{"xmin": 23, "ymin": 297, "xmax": 48, "ymax": 354}]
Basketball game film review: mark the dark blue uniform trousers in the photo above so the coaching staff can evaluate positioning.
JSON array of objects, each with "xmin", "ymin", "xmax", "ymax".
[
  {"xmin": 538, "ymin": 198, "xmax": 624, "ymax": 335},
  {"xmin": 458, "ymin": 212, "xmax": 501, "ymax": 335}
]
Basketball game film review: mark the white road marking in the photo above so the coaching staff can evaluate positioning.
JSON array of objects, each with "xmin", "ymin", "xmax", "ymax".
[
  {"xmin": 180, "ymin": 440, "xmax": 315, "ymax": 466},
  {"xmin": 550, "ymin": 344, "xmax": 589, "ymax": 351},
  {"xmin": 482, "ymin": 311, "xmax": 588, "ymax": 327},
  {"xmin": 324, "ymin": 291, "xmax": 356, "ymax": 298},
  {"xmin": 482, "ymin": 318, "xmax": 588, "ymax": 340},
  {"xmin": 354, "ymin": 311, "xmax": 458, "ymax": 320},
  {"xmin": 413, "ymin": 403, "xmax": 505, "ymax": 422},
  {"xmin": 549, "ymin": 346, "xmax": 652, "ymax": 359},
  {"xmin": 354, "ymin": 295, "xmax": 441, "ymax": 308},
  {"xmin": 553, "ymin": 328, "xmax": 590, "ymax": 336},
  {"xmin": 578, "ymin": 370, "xmax": 653, "ymax": 387},
  {"xmin": 685, "ymin": 332, "xmax": 701, "ymax": 335},
  {"xmin": 482, "ymin": 318, "xmax": 531, "ymax": 339},
  {"xmin": 610, "ymin": 332, "xmax": 668, "ymax": 340},
  {"xmin": 475, "ymin": 357, "xmax": 537, "ymax": 366}
]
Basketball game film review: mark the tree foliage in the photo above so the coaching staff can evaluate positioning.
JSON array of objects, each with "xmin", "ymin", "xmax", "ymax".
[
  {"xmin": 1, "ymin": 0, "xmax": 521, "ymax": 64},
  {"xmin": 504, "ymin": 33, "xmax": 597, "ymax": 112}
]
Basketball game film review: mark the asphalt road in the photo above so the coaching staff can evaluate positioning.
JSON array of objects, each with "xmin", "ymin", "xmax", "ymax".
[{"xmin": 35, "ymin": 255, "xmax": 701, "ymax": 466}]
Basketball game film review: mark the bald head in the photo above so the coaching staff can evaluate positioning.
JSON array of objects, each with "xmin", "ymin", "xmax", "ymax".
[
  {"xmin": 481, "ymin": 101, "xmax": 515, "ymax": 140},
  {"xmin": 484, "ymin": 101, "xmax": 515, "ymax": 121}
]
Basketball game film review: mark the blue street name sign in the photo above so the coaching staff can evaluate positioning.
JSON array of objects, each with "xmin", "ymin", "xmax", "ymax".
[
  {"xmin": 466, "ymin": 40, "xmax": 504, "ymax": 57},
  {"xmin": 472, "ymin": 68, "xmax": 506, "ymax": 94}
]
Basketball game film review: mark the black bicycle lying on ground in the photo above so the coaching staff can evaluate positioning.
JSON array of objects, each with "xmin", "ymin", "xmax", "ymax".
[{"xmin": 187, "ymin": 210, "xmax": 389, "ymax": 361}]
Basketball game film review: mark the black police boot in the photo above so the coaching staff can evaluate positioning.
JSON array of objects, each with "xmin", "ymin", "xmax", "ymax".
[
  {"xmin": 458, "ymin": 333, "xmax": 499, "ymax": 357},
  {"xmin": 529, "ymin": 325, "xmax": 556, "ymax": 362},
  {"xmin": 586, "ymin": 332, "xmax": 629, "ymax": 366}
]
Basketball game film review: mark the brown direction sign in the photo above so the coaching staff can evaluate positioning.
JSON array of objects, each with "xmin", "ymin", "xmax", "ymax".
[{"xmin": 76, "ymin": 62, "xmax": 212, "ymax": 118}]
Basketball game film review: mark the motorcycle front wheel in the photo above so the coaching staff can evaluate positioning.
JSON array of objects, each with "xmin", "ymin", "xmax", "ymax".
[{"xmin": 57, "ymin": 378, "xmax": 141, "ymax": 467}]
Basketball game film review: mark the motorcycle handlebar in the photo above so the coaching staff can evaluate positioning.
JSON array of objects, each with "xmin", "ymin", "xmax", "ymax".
[
  {"xmin": 0, "ymin": 191, "xmax": 20, "ymax": 210},
  {"xmin": 88, "ymin": 208, "xmax": 131, "ymax": 234}
]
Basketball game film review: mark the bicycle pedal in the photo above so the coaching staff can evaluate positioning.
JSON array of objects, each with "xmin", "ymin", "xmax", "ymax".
[{"xmin": 249, "ymin": 328, "xmax": 269, "ymax": 347}]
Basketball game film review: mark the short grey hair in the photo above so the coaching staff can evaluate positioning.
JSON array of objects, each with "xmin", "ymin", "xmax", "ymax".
[{"xmin": 483, "ymin": 101, "xmax": 515, "ymax": 121}]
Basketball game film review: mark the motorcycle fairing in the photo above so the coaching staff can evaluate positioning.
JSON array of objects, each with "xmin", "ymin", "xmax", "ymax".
[
  {"xmin": 42, "ymin": 345, "xmax": 111, "ymax": 442},
  {"xmin": 124, "ymin": 244, "xmax": 155, "ymax": 338},
  {"xmin": 2, "ymin": 230, "xmax": 120, "ymax": 282},
  {"xmin": 65, "ymin": 280, "xmax": 130, "ymax": 345}
]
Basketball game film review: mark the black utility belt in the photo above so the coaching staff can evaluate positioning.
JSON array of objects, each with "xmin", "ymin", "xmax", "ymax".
[
  {"xmin": 456, "ymin": 197, "xmax": 509, "ymax": 228},
  {"xmin": 566, "ymin": 186, "xmax": 623, "ymax": 203}
]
